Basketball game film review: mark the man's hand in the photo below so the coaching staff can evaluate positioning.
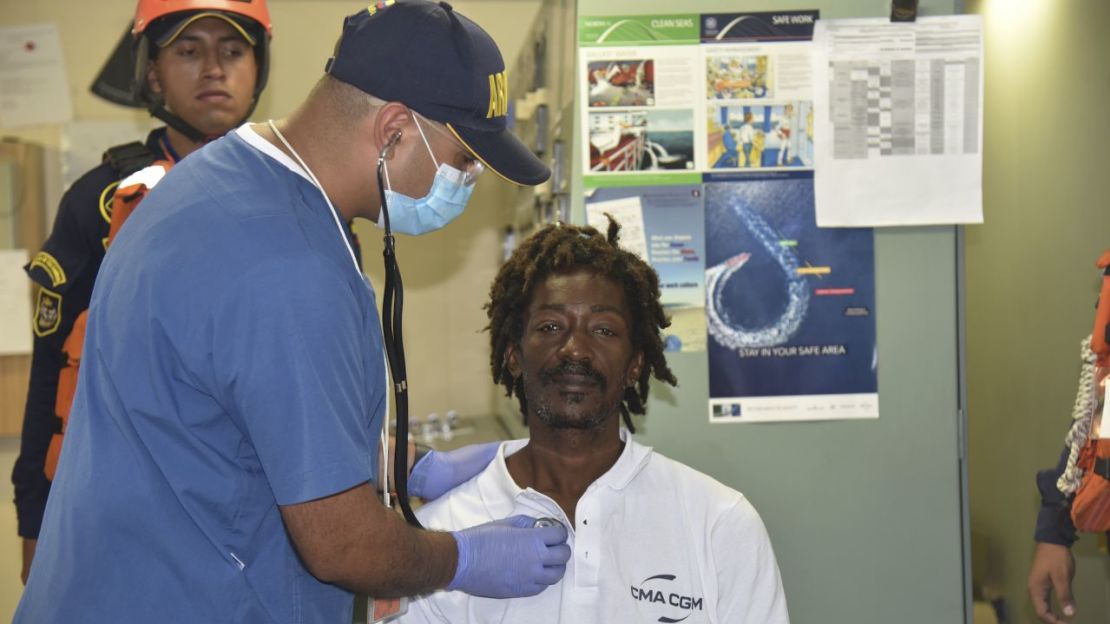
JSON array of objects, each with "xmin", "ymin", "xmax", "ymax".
[
  {"xmin": 1028, "ymin": 542, "xmax": 1076, "ymax": 623},
  {"xmin": 448, "ymin": 515, "xmax": 571, "ymax": 598},
  {"xmin": 21, "ymin": 538, "xmax": 36, "ymax": 585},
  {"xmin": 409, "ymin": 441, "xmax": 501, "ymax": 501}
]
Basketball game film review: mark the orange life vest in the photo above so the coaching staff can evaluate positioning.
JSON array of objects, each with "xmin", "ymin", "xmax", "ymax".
[
  {"xmin": 44, "ymin": 161, "xmax": 172, "ymax": 481},
  {"xmin": 1070, "ymin": 250, "xmax": 1110, "ymax": 532}
]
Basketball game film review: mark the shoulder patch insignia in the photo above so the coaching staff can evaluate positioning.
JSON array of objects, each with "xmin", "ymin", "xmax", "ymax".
[
  {"xmin": 99, "ymin": 180, "xmax": 120, "ymax": 224},
  {"xmin": 34, "ymin": 289, "xmax": 62, "ymax": 337},
  {"xmin": 29, "ymin": 252, "xmax": 67, "ymax": 288}
]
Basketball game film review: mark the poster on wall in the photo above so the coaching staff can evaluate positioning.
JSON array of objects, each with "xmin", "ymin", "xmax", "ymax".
[
  {"xmin": 700, "ymin": 10, "xmax": 818, "ymax": 172},
  {"xmin": 704, "ymin": 172, "xmax": 878, "ymax": 423},
  {"xmin": 578, "ymin": 14, "xmax": 703, "ymax": 184},
  {"xmin": 585, "ymin": 184, "xmax": 706, "ymax": 352},
  {"xmin": 578, "ymin": 10, "xmax": 882, "ymax": 423},
  {"xmin": 0, "ymin": 23, "xmax": 74, "ymax": 128},
  {"xmin": 812, "ymin": 15, "xmax": 984, "ymax": 226}
]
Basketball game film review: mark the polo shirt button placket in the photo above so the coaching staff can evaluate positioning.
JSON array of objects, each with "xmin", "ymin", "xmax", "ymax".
[{"xmin": 574, "ymin": 494, "xmax": 602, "ymax": 589}]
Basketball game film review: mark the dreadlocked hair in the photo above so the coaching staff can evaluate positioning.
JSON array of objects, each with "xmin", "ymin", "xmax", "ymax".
[{"xmin": 485, "ymin": 214, "xmax": 678, "ymax": 433}]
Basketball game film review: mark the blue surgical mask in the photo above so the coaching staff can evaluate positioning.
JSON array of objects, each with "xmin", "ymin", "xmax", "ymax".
[{"xmin": 377, "ymin": 114, "xmax": 479, "ymax": 236}]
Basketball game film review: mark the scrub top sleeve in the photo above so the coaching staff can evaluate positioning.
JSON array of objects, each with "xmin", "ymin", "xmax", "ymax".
[
  {"xmin": 712, "ymin": 498, "xmax": 790, "ymax": 624},
  {"xmin": 213, "ymin": 258, "xmax": 376, "ymax": 506}
]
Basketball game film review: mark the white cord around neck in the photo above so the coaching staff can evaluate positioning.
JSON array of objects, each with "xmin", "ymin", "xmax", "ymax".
[
  {"xmin": 267, "ymin": 120, "xmax": 361, "ymax": 275},
  {"xmin": 266, "ymin": 119, "xmax": 393, "ymax": 508},
  {"xmin": 1058, "ymin": 335, "xmax": 1098, "ymax": 495}
]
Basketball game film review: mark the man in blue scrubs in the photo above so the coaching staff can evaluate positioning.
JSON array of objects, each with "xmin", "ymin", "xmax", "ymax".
[{"xmin": 15, "ymin": 2, "xmax": 569, "ymax": 622}]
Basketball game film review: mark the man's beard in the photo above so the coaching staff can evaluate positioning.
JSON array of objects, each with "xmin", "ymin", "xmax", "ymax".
[{"xmin": 527, "ymin": 361, "xmax": 622, "ymax": 430}]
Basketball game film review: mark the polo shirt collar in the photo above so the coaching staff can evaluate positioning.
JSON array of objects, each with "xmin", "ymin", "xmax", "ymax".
[{"xmin": 477, "ymin": 428, "xmax": 655, "ymax": 519}]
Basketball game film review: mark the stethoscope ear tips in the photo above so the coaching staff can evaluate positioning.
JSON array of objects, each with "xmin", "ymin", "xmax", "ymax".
[{"xmin": 380, "ymin": 131, "xmax": 402, "ymax": 161}]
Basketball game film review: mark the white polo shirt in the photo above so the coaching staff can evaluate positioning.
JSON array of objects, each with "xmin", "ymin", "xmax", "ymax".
[{"xmin": 401, "ymin": 431, "xmax": 789, "ymax": 623}]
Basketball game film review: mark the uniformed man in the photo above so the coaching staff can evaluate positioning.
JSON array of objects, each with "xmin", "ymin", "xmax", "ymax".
[
  {"xmin": 1028, "ymin": 253, "xmax": 1110, "ymax": 624},
  {"xmin": 13, "ymin": 0, "xmax": 273, "ymax": 584}
]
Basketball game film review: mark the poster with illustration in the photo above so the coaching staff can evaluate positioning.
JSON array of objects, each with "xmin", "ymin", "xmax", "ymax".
[
  {"xmin": 701, "ymin": 10, "xmax": 817, "ymax": 173},
  {"xmin": 586, "ymin": 59, "xmax": 655, "ymax": 107},
  {"xmin": 579, "ymin": 15, "xmax": 705, "ymax": 177},
  {"xmin": 704, "ymin": 172, "xmax": 878, "ymax": 422},
  {"xmin": 706, "ymin": 101, "xmax": 813, "ymax": 169},
  {"xmin": 586, "ymin": 184, "xmax": 706, "ymax": 352},
  {"xmin": 588, "ymin": 109, "xmax": 695, "ymax": 173}
]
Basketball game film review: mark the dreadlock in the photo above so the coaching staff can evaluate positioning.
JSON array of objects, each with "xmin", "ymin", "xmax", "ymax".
[{"xmin": 484, "ymin": 214, "xmax": 677, "ymax": 433}]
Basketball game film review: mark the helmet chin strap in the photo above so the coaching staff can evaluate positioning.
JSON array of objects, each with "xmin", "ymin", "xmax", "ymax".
[
  {"xmin": 149, "ymin": 95, "xmax": 262, "ymax": 144},
  {"xmin": 151, "ymin": 104, "xmax": 207, "ymax": 143}
]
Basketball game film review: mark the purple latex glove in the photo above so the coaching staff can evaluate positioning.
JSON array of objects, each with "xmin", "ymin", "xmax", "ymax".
[
  {"xmin": 448, "ymin": 515, "xmax": 570, "ymax": 598},
  {"xmin": 409, "ymin": 441, "xmax": 500, "ymax": 500}
]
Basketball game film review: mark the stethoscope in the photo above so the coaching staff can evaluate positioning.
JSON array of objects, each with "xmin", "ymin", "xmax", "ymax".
[
  {"xmin": 376, "ymin": 133, "xmax": 422, "ymax": 527},
  {"xmin": 269, "ymin": 122, "xmax": 422, "ymax": 528}
]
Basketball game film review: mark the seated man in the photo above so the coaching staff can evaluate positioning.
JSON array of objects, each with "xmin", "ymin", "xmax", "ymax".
[{"xmin": 401, "ymin": 217, "xmax": 789, "ymax": 623}]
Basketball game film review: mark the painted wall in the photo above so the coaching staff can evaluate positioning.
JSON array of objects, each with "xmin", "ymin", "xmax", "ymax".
[{"xmin": 965, "ymin": 1, "xmax": 1110, "ymax": 621}]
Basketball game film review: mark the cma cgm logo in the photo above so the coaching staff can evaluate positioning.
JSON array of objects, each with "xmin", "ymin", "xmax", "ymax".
[{"xmin": 630, "ymin": 573, "xmax": 704, "ymax": 623}]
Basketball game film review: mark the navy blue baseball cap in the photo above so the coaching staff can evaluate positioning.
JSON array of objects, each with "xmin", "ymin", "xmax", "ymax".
[{"xmin": 326, "ymin": 0, "xmax": 549, "ymax": 186}]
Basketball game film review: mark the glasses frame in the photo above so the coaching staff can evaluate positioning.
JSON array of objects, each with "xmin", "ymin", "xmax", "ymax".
[{"xmin": 411, "ymin": 110, "xmax": 485, "ymax": 185}]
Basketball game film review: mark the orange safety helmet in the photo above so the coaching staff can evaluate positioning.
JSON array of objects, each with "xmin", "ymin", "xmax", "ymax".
[{"xmin": 132, "ymin": 0, "xmax": 272, "ymax": 37}]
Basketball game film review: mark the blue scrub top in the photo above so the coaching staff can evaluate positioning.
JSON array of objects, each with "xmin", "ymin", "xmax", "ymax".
[{"xmin": 16, "ymin": 130, "xmax": 386, "ymax": 623}]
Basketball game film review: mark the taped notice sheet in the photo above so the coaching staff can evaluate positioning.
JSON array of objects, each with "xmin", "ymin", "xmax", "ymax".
[{"xmin": 812, "ymin": 15, "xmax": 983, "ymax": 227}]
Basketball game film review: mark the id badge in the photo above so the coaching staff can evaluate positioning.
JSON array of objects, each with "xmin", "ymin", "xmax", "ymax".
[{"xmin": 368, "ymin": 596, "xmax": 408, "ymax": 623}]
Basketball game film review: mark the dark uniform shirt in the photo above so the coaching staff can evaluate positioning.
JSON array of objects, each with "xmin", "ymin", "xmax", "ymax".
[
  {"xmin": 1035, "ymin": 445, "xmax": 1110, "ymax": 548},
  {"xmin": 1035, "ymin": 446, "xmax": 1079, "ymax": 546},
  {"xmin": 12, "ymin": 128, "xmax": 171, "ymax": 538}
]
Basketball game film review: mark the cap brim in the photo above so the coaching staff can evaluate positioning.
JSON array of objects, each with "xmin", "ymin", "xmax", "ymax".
[
  {"xmin": 447, "ymin": 123, "xmax": 550, "ymax": 186},
  {"xmin": 157, "ymin": 12, "xmax": 256, "ymax": 47}
]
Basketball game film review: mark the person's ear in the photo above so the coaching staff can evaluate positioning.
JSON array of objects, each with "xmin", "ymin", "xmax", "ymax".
[
  {"xmin": 505, "ymin": 343, "xmax": 522, "ymax": 379},
  {"xmin": 626, "ymin": 352, "xmax": 644, "ymax": 387},
  {"xmin": 373, "ymin": 102, "xmax": 412, "ymax": 159}
]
